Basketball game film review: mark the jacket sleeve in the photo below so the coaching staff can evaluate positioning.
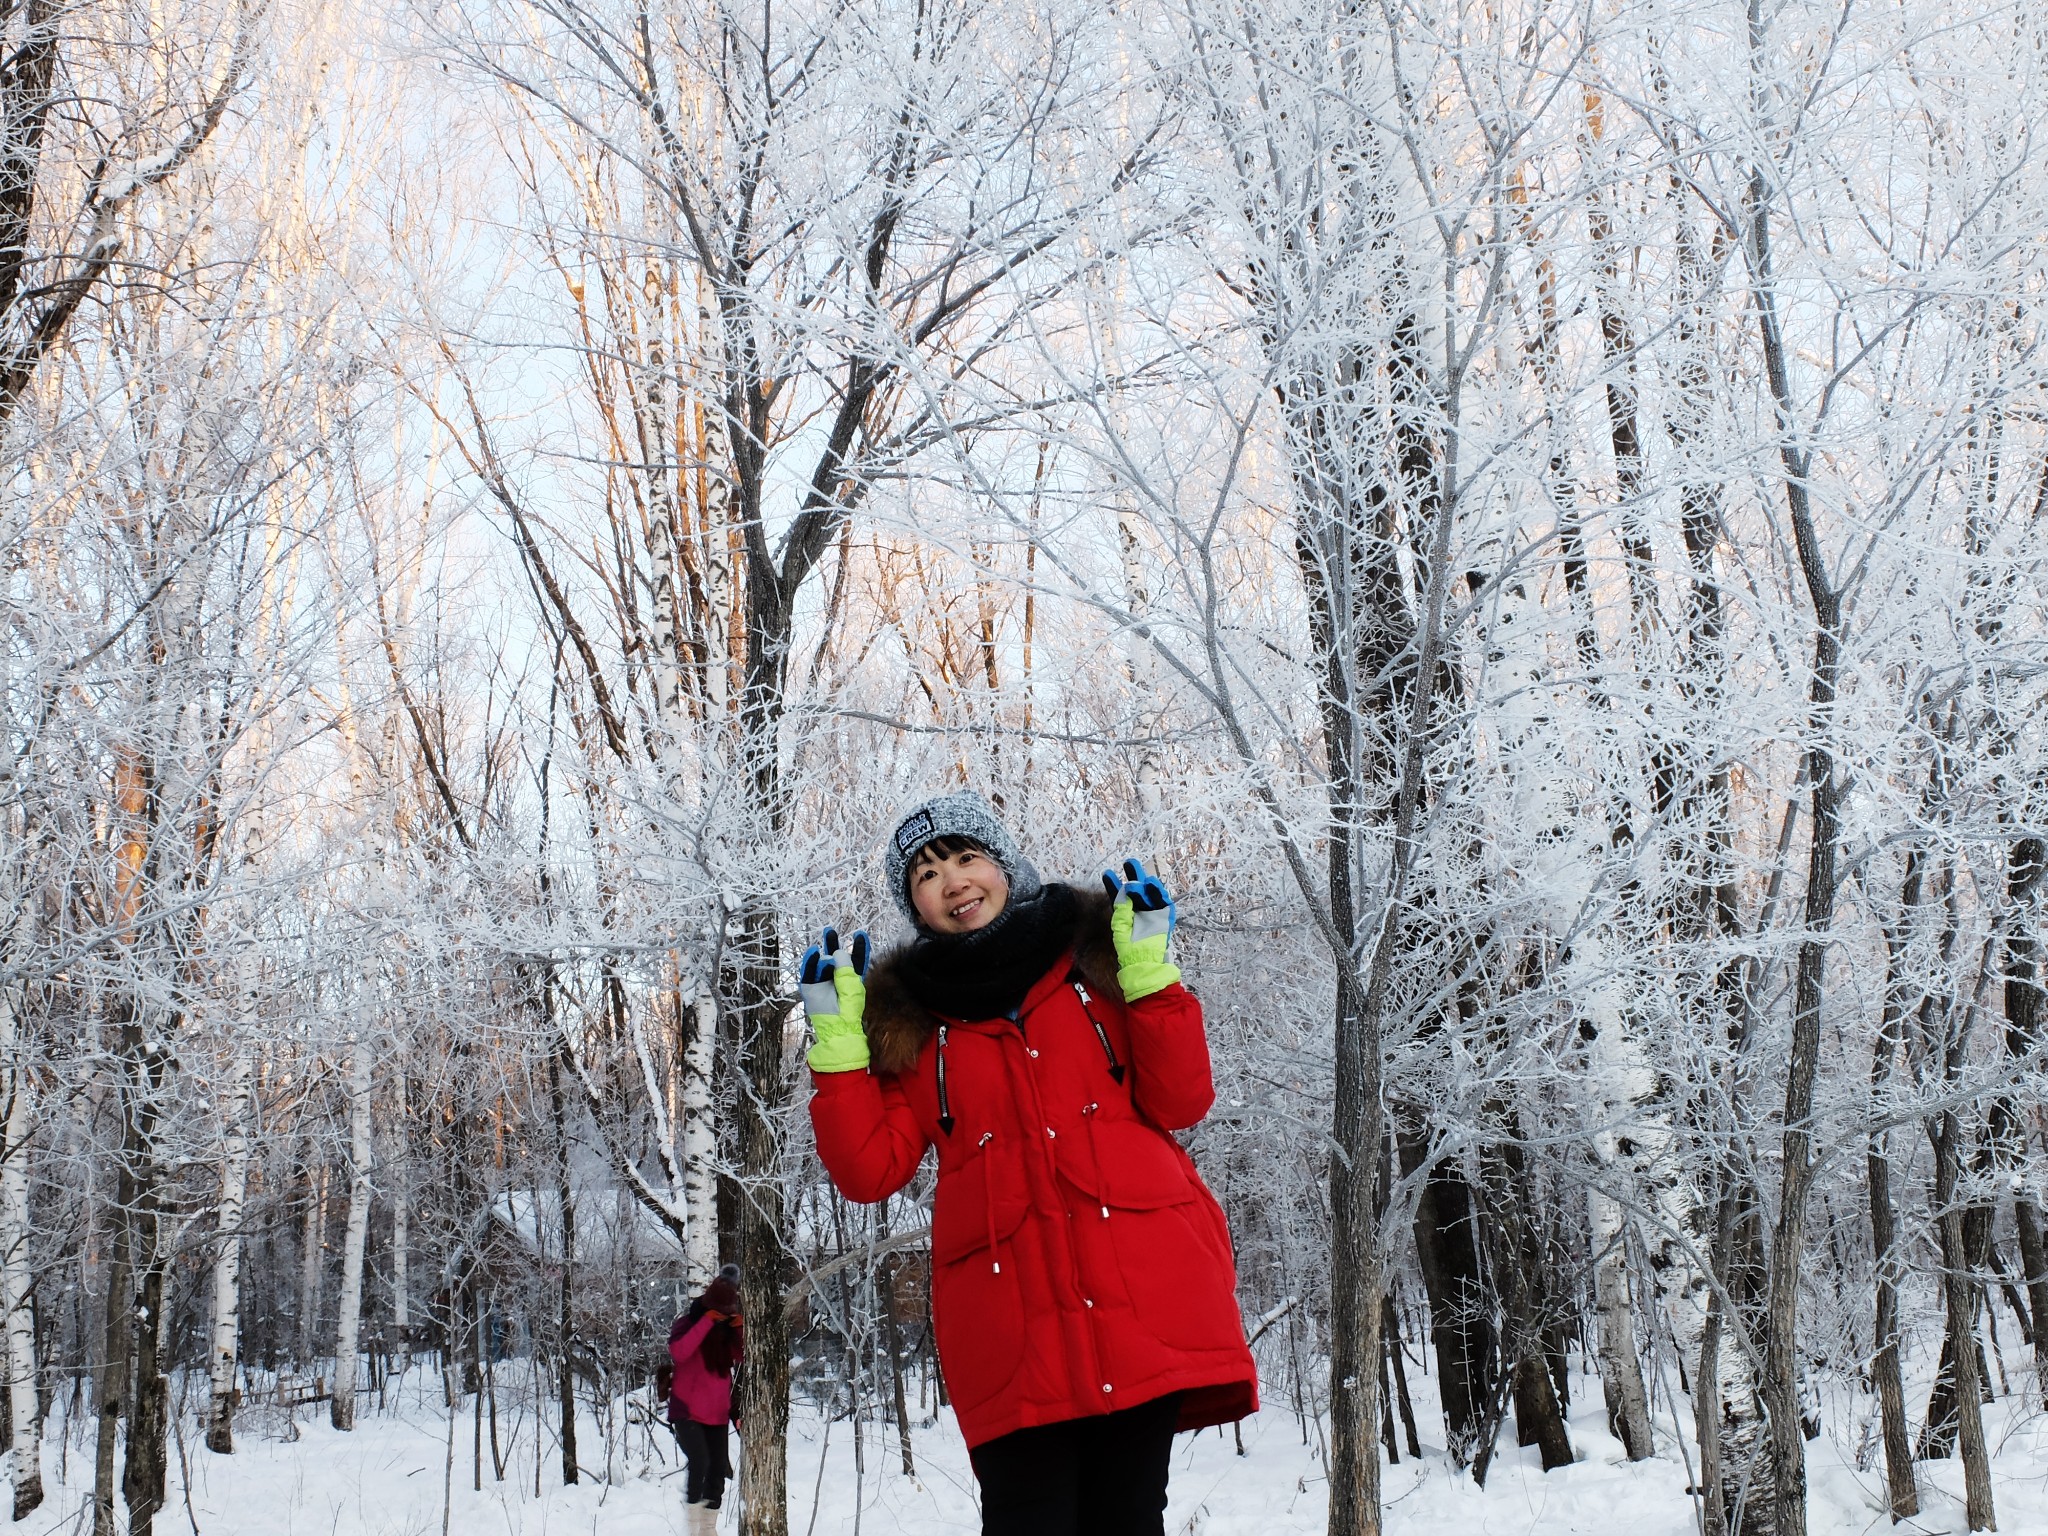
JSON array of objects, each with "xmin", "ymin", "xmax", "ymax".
[
  {"xmin": 1121, "ymin": 981, "xmax": 1216, "ymax": 1131},
  {"xmin": 809, "ymin": 1067, "xmax": 930, "ymax": 1203},
  {"xmin": 671, "ymin": 1315, "xmax": 715, "ymax": 1370}
]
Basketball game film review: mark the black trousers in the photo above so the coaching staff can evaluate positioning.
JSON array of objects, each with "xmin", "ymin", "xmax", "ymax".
[
  {"xmin": 969, "ymin": 1392, "xmax": 1180, "ymax": 1536},
  {"xmin": 673, "ymin": 1418, "xmax": 732, "ymax": 1506}
]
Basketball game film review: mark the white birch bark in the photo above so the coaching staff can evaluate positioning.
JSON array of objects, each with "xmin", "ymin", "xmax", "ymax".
[
  {"xmin": 296, "ymin": 1162, "xmax": 327, "ymax": 1366},
  {"xmin": 644, "ymin": 260, "xmax": 689, "ymax": 737},
  {"xmin": 204, "ymin": 1056, "xmax": 252, "ymax": 1454},
  {"xmin": 1581, "ymin": 1022, "xmax": 1658, "ymax": 1461},
  {"xmin": 681, "ymin": 990, "xmax": 719, "ymax": 1290},
  {"xmin": 330, "ymin": 1032, "xmax": 374, "ymax": 1430},
  {"xmin": 694, "ymin": 275, "xmax": 733, "ymax": 725},
  {"xmin": 0, "ymin": 986, "xmax": 41, "ymax": 1516}
]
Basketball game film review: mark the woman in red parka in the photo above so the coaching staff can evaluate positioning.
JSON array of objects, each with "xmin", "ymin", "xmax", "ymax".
[{"xmin": 804, "ymin": 791, "xmax": 1257, "ymax": 1536}]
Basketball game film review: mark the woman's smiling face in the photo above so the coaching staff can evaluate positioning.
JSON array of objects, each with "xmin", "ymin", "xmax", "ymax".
[{"xmin": 908, "ymin": 841, "xmax": 1010, "ymax": 934}]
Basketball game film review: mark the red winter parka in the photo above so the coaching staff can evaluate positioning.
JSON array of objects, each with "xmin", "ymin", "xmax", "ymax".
[{"xmin": 808, "ymin": 887, "xmax": 1258, "ymax": 1450}]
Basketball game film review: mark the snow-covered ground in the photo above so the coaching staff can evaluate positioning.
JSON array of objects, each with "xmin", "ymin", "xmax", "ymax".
[{"xmin": 13, "ymin": 1367, "xmax": 2047, "ymax": 1535}]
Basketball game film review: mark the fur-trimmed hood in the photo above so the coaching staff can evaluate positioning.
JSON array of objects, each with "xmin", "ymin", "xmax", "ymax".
[{"xmin": 861, "ymin": 883, "xmax": 1124, "ymax": 1075}]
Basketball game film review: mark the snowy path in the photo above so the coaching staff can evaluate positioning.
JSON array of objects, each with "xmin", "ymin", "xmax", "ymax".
[{"xmin": 12, "ymin": 1375, "xmax": 2046, "ymax": 1535}]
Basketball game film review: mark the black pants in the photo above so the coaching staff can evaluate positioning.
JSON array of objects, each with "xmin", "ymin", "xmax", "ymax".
[
  {"xmin": 969, "ymin": 1392, "xmax": 1180, "ymax": 1536},
  {"xmin": 673, "ymin": 1418, "xmax": 731, "ymax": 1506}
]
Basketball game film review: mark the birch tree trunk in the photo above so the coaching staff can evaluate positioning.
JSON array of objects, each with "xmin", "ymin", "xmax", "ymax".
[
  {"xmin": 297, "ymin": 1162, "xmax": 328, "ymax": 1367},
  {"xmin": 331, "ymin": 1032, "xmax": 374, "ymax": 1431},
  {"xmin": 0, "ymin": 987, "xmax": 40, "ymax": 1516},
  {"xmin": 1589, "ymin": 1182, "xmax": 1653, "ymax": 1459},
  {"xmin": 680, "ymin": 991, "xmax": 719, "ymax": 1291},
  {"xmin": 1559, "ymin": 113, "xmax": 1659, "ymax": 1457},
  {"xmin": 206, "ymin": 1056, "xmax": 253, "ymax": 1454}
]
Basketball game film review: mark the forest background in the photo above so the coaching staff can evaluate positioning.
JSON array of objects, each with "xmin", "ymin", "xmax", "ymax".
[{"xmin": 3, "ymin": 0, "xmax": 2047, "ymax": 1534}]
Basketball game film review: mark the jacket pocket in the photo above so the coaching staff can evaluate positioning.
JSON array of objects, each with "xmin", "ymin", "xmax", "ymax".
[
  {"xmin": 930, "ymin": 1136, "xmax": 1030, "ymax": 1412},
  {"xmin": 1056, "ymin": 1116, "xmax": 1198, "ymax": 1209},
  {"xmin": 1058, "ymin": 1118, "xmax": 1239, "ymax": 1352}
]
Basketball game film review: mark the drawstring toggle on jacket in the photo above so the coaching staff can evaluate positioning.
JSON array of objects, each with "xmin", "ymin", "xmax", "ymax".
[
  {"xmin": 978, "ymin": 1131, "xmax": 1001, "ymax": 1273},
  {"xmin": 1082, "ymin": 1103, "xmax": 1109, "ymax": 1219}
]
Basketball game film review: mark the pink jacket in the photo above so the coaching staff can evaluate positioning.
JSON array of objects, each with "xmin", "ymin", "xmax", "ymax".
[{"xmin": 669, "ymin": 1315, "xmax": 737, "ymax": 1425}]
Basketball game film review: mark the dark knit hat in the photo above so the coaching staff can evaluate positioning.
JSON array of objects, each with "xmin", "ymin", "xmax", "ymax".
[{"xmin": 883, "ymin": 790, "xmax": 1041, "ymax": 925}]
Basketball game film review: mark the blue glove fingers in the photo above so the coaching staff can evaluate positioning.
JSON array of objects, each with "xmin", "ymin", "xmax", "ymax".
[
  {"xmin": 1120, "ymin": 858, "xmax": 1172, "ymax": 914},
  {"xmin": 1111, "ymin": 858, "xmax": 1174, "ymax": 943},
  {"xmin": 799, "ymin": 942, "xmax": 829, "ymax": 986},
  {"xmin": 801, "ymin": 926, "xmax": 866, "ymax": 1018}
]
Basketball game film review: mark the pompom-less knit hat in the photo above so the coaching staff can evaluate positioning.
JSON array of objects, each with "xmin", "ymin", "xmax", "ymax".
[{"xmin": 884, "ymin": 790, "xmax": 1042, "ymax": 926}]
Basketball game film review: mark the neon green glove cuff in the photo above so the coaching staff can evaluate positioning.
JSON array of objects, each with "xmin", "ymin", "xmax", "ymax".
[
  {"xmin": 1117, "ymin": 958, "xmax": 1181, "ymax": 1002},
  {"xmin": 1111, "ymin": 898, "xmax": 1180, "ymax": 1001},
  {"xmin": 807, "ymin": 1018, "xmax": 871, "ymax": 1073},
  {"xmin": 805, "ymin": 967, "xmax": 870, "ymax": 1073}
]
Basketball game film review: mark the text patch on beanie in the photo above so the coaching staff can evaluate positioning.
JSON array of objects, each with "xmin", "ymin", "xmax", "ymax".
[{"xmin": 895, "ymin": 810, "xmax": 935, "ymax": 854}]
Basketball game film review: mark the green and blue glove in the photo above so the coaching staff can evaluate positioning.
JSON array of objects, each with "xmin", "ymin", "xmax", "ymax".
[
  {"xmin": 799, "ymin": 927, "xmax": 871, "ymax": 1073},
  {"xmin": 1101, "ymin": 857, "xmax": 1180, "ymax": 1001}
]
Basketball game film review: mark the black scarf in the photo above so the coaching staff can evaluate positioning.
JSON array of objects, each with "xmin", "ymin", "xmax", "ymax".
[{"xmin": 898, "ymin": 882, "xmax": 1081, "ymax": 1021}]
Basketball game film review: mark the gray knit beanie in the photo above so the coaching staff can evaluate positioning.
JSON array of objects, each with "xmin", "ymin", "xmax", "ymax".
[{"xmin": 883, "ymin": 790, "xmax": 1042, "ymax": 925}]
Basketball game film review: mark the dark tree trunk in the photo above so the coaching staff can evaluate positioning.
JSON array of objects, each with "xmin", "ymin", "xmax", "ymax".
[
  {"xmin": 1922, "ymin": 1109, "xmax": 1996, "ymax": 1528},
  {"xmin": 732, "ymin": 606, "xmax": 797, "ymax": 1536},
  {"xmin": 880, "ymin": 1256, "xmax": 915, "ymax": 1477},
  {"xmin": 546, "ymin": 1042, "xmax": 578, "ymax": 1486},
  {"xmin": 1384, "ymin": 1295, "xmax": 1420, "ymax": 1461},
  {"xmin": 1284, "ymin": 304, "xmax": 1431, "ymax": 1535},
  {"xmin": 1399, "ymin": 1127, "xmax": 1496, "ymax": 1465},
  {"xmin": 1868, "ymin": 860, "xmax": 1920, "ymax": 1519},
  {"xmin": 90, "ymin": 1100, "xmax": 134, "ymax": 1536},
  {"xmin": 1476, "ymin": 1142, "xmax": 1570, "ymax": 1479},
  {"xmin": 2017, "ymin": 1200, "xmax": 2048, "ymax": 1413},
  {"xmin": 1866, "ymin": 1179, "xmax": 1915, "ymax": 1485},
  {"xmin": 1747, "ymin": 103, "xmax": 1848, "ymax": 1534},
  {"xmin": 1999, "ymin": 833, "xmax": 2048, "ymax": 1408}
]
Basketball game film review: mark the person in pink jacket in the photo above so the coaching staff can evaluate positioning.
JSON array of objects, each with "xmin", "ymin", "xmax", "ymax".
[{"xmin": 668, "ymin": 1264, "xmax": 743, "ymax": 1510}]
